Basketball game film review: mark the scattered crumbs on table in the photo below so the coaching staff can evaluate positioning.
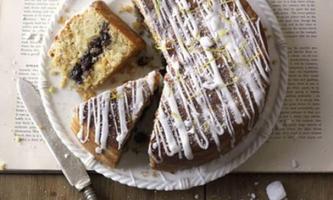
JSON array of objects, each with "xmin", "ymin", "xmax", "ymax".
[
  {"xmin": 14, "ymin": 135, "xmax": 22, "ymax": 143},
  {"xmin": 254, "ymin": 181, "xmax": 259, "ymax": 186},
  {"xmin": 266, "ymin": 181, "xmax": 287, "ymax": 200},
  {"xmin": 194, "ymin": 193, "xmax": 200, "ymax": 199},
  {"xmin": 0, "ymin": 160, "xmax": 6, "ymax": 170},
  {"xmin": 64, "ymin": 153, "xmax": 69, "ymax": 159},
  {"xmin": 57, "ymin": 16, "xmax": 66, "ymax": 25},
  {"xmin": 291, "ymin": 159, "xmax": 299, "ymax": 168}
]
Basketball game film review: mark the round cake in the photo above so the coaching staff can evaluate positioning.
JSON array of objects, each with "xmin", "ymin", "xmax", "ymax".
[{"xmin": 134, "ymin": 0, "xmax": 270, "ymax": 171}]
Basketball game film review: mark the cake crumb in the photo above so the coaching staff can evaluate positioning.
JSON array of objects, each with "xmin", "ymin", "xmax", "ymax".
[
  {"xmin": 254, "ymin": 181, "xmax": 259, "ymax": 186},
  {"xmin": 249, "ymin": 193, "xmax": 256, "ymax": 200},
  {"xmin": 119, "ymin": 4, "xmax": 134, "ymax": 14},
  {"xmin": 64, "ymin": 153, "xmax": 69, "ymax": 159},
  {"xmin": 291, "ymin": 159, "xmax": 299, "ymax": 168},
  {"xmin": 50, "ymin": 70, "xmax": 59, "ymax": 76},
  {"xmin": 48, "ymin": 86, "xmax": 56, "ymax": 94},
  {"xmin": 57, "ymin": 16, "xmax": 66, "ymax": 25},
  {"xmin": 194, "ymin": 194, "xmax": 200, "ymax": 199},
  {"xmin": 0, "ymin": 160, "xmax": 6, "ymax": 170},
  {"xmin": 14, "ymin": 135, "xmax": 22, "ymax": 143}
]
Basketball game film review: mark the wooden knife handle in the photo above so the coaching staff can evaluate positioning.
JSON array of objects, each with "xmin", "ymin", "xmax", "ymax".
[{"xmin": 82, "ymin": 185, "xmax": 98, "ymax": 200}]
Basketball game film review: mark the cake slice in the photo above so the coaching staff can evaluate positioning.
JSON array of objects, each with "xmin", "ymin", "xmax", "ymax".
[
  {"xmin": 134, "ymin": 0, "xmax": 270, "ymax": 171},
  {"xmin": 48, "ymin": 1, "xmax": 145, "ymax": 95},
  {"xmin": 71, "ymin": 71, "xmax": 162, "ymax": 167}
]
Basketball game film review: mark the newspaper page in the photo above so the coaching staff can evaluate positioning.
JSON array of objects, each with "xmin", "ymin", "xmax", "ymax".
[
  {"xmin": 0, "ymin": 0, "xmax": 333, "ymax": 171},
  {"xmin": 0, "ymin": 0, "xmax": 60, "ymax": 170},
  {"xmin": 239, "ymin": 0, "xmax": 333, "ymax": 172}
]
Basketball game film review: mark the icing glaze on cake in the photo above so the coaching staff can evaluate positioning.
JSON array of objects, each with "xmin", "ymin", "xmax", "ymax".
[
  {"xmin": 134, "ymin": 0, "xmax": 270, "ymax": 170},
  {"xmin": 71, "ymin": 71, "xmax": 162, "ymax": 167}
]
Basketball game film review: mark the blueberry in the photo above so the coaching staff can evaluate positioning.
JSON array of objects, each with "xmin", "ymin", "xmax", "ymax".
[
  {"xmin": 90, "ymin": 47, "xmax": 102, "ymax": 56},
  {"xmin": 70, "ymin": 64, "xmax": 83, "ymax": 83},
  {"xmin": 101, "ymin": 33, "xmax": 111, "ymax": 47},
  {"xmin": 80, "ymin": 55, "xmax": 92, "ymax": 71}
]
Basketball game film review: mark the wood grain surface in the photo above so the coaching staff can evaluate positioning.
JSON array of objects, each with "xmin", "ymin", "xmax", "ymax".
[{"xmin": 0, "ymin": 173, "xmax": 331, "ymax": 200}]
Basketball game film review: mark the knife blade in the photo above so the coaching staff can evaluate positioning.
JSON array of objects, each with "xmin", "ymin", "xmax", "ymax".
[{"xmin": 17, "ymin": 78, "xmax": 97, "ymax": 200}]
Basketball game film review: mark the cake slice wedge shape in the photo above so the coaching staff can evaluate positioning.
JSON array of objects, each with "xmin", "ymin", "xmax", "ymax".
[
  {"xmin": 71, "ymin": 71, "xmax": 162, "ymax": 167},
  {"xmin": 48, "ymin": 1, "xmax": 145, "ymax": 97}
]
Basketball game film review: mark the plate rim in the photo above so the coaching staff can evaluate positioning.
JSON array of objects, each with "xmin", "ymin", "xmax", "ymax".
[{"xmin": 38, "ymin": 0, "xmax": 288, "ymax": 191}]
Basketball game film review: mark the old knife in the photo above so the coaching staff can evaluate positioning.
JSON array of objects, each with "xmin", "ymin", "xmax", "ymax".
[{"xmin": 17, "ymin": 78, "xmax": 97, "ymax": 200}]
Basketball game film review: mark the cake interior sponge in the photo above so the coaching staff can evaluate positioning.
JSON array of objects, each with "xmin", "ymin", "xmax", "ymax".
[{"xmin": 48, "ymin": 1, "xmax": 145, "ymax": 93}]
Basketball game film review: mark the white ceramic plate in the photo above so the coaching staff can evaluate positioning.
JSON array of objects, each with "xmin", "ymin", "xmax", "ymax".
[{"xmin": 38, "ymin": 0, "xmax": 288, "ymax": 190}]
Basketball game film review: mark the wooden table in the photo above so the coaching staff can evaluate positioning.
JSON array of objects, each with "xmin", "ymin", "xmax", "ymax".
[{"xmin": 0, "ymin": 173, "xmax": 331, "ymax": 199}]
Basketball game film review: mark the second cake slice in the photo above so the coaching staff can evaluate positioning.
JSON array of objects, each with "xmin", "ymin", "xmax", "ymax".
[
  {"xmin": 71, "ymin": 71, "xmax": 162, "ymax": 167},
  {"xmin": 48, "ymin": 1, "xmax": 145, "ymax": 96}
]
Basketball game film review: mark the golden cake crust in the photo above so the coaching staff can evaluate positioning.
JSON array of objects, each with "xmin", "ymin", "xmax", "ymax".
[{"xmin": 71, "ymin": 116, "xmax": 120, "ymax": 167}]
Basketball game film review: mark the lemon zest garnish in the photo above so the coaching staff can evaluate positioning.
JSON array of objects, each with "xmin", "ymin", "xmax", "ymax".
[
  {"xmin": 171, "ymin": 112, "xmax": 182, "ymax": 120},
  {"xmin": 153, "ymin": 0, "xmax": 161, "ymax": 19},
  {"xmin": 48, "ymin": 86, "xmax": 56, "ymax": 94},
  {"xmin": 111, "ymin": 92, "xmax": 123, "ymax": 100},
  {"xmin": 218, "ymin": 29, "xmax": 229, "ymax": 38}
]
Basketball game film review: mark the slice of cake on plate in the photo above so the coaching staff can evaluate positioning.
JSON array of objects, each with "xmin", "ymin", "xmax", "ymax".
[
  {"xmin": 48, "ymin": 1, "xmax": 145, "ymax": 97},
  {"xmin": 71, "ymin": 71, "xmax": 162, "ymax": 167},
  {"xmin": 134, "ymin": 0, "xmax": 271, "ymax": 171}
]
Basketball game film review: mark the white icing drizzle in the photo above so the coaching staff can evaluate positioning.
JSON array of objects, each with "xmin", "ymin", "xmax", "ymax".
[
  {"xmin": 76, "ymin": 71, "xmax": 159, "ymax": 152},
  {"xmin": 116, "ymin": 85, "xmax": 128, "ymax": 147},
  {"xmin": 140, "ymin": 0, "xmax": 270, "ymax": 162}
]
